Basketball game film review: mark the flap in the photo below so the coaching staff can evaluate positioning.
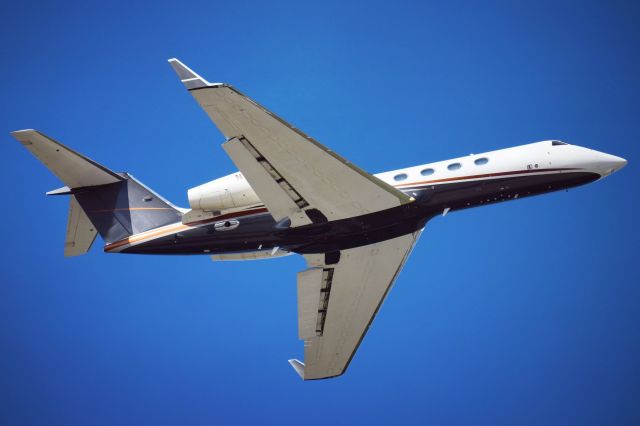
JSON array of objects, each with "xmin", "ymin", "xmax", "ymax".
[{"xmin": 296, "ymin": 267, "xmax": 324, "ymax": 340}]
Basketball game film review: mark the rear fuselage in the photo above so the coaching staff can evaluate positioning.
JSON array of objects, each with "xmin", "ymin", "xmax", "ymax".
[{"xmin": 107, "ymin": 140, "xmax": 626, "ymax": 256}]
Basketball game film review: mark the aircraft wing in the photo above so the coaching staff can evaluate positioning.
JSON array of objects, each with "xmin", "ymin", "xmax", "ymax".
[
  {"xmin": 169, "ymin": 59, "xmax": 412, "ymax": 227},
  {"xmin": 291, "ymin": 230, "xmax": 422, "ymax": 380}
]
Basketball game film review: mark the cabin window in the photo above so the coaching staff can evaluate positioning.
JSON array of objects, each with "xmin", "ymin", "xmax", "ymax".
[
  {"xmin": 420, "ymin": 168, "xmax": 434, "ymax": 176},
  {"xmin": 552, "ymin": 140, "xmax": 568, "ymax": 146},
  {"xmin": 447, "ymin": 163, "xmax": 461, "ymax": 171},
  {"xmin": 474, "ymin": 157, "xmax": 489, "ymax": 166},
  {"xmin": 394, "ymin": 173, "xmax": 408, "ymax": 181}
]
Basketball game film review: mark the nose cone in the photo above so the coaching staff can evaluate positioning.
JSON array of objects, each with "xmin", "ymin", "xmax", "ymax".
[
  {"xmin": 597, "ymin": 152, "xmax": 627, "ymax": 177},
  {"xmin": 554, "ymin": 144, "xmax": 627, "ymax": 178}
]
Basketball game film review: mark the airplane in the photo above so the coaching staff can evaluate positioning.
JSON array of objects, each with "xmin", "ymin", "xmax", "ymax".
[{"xmin": 11, "ymin": 58, "xmax": 627, "ymax": 380}]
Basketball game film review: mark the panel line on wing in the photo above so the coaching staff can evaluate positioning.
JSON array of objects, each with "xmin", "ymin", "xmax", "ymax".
[{"xmin": 236, "ymin": 136, "xmax": 310, "ymax": 210}]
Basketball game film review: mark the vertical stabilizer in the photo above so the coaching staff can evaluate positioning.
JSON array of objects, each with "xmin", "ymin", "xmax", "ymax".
[
  {"xmin": 72, "ymin": 174, "xmax": 183, "ymax": 244},
  {"xmin": 12, "ymin": 130, "xmax": 183, "ymax": 248}
]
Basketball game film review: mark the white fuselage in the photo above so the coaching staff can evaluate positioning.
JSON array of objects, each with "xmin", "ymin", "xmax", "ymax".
[
  {"xmin": 375, "ymin": 140, "xmax": 626, "ymax": 189},
  {"xmin": 186, "ymin": 140, "xmax": 627, "ymax": 216}
]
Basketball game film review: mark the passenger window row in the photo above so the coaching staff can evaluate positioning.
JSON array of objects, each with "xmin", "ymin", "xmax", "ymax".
[{"xmin": 393, "ymin": 157, "xmax": 489, "ymax": 181}]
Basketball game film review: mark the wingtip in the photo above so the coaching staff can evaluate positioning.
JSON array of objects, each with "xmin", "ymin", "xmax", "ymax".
[
  {"xmin": 167, "ymin": 57, "xmax": 211, "ymax": 90},
  {"xmin": 10, "ymin": 129, "xmax": 38, "ymax": 144},
  {"xmin": 11, "ymin": 129, "xmax": 36, "ymax": 136},
  {"xmin": 288, "ymin": 359, "xmax": 305, "ymax": 380},
  {"xmin": 167, "ymin": 58, "xmax": 226, "ymax": 90}
]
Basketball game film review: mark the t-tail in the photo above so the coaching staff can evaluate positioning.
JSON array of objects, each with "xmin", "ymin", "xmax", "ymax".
[{"xmin": 11, "ymin": 130, "xmax": 183, "ymax": 256}]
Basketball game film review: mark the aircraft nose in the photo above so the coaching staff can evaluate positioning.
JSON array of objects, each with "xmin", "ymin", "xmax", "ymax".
[
  {"xmin": 613, "ymin": 156, "xmax": 627, "ymax": 171},
  {"xmin": 597, "ymin": 152, "xmax": 627, "ymax": 176}
]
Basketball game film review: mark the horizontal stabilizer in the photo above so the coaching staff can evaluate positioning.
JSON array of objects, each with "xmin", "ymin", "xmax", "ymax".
[
  {"xmin": 288, "ymin": 359, "xmax": 305, "ymax": 379},
  {"xmin": 11, "ymin": 130, "xmax": 123, "ymax": 189}
]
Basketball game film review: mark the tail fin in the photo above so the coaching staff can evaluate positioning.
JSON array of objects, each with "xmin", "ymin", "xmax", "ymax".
[{"xmin": 12, "ymin": 130, "xmax": 183, "ymax": 249}]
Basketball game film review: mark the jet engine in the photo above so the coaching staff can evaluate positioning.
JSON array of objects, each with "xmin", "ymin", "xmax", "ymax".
[{"xmin": 188, "ymin": 172, "xmax": 261, "ymax": 211}]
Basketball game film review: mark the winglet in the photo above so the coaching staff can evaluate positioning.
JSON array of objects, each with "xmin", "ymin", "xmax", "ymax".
[
  {"xmin": 168, "ymin": 58, "xmax": 221, "ymax": 90},
  {"xmin": 288, "ymin": 359, "xmax": 305, "ymax": 380}
]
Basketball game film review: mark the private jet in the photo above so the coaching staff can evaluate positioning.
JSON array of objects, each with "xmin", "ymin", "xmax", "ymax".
[{"xmin": 11, "ymin": 59, "xmax": 627, "ymax": 380}]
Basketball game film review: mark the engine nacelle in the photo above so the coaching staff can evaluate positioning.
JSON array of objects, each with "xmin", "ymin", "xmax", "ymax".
[{"xmin": 188, "ymin": 172, "xmax": 261, "ymax": 211}]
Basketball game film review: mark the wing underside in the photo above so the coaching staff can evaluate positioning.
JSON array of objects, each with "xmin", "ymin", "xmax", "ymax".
[
  {"xmin": 168, "ymin": 58, "xmax": 412, "ymax": 227},
  {"xmin": 291, "ymin": 230, "xmax": 422, "ymax": 380}
]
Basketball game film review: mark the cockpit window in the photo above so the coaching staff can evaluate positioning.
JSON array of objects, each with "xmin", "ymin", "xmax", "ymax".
[{"xmin": 552, "ymin": 140, "xmax": 568, "ymax": 146}]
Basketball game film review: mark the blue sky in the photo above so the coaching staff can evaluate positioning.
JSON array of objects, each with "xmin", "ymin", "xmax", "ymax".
[{"xmin": 1, "ymin": 1, "xmax": 639, "ymax": 424}]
